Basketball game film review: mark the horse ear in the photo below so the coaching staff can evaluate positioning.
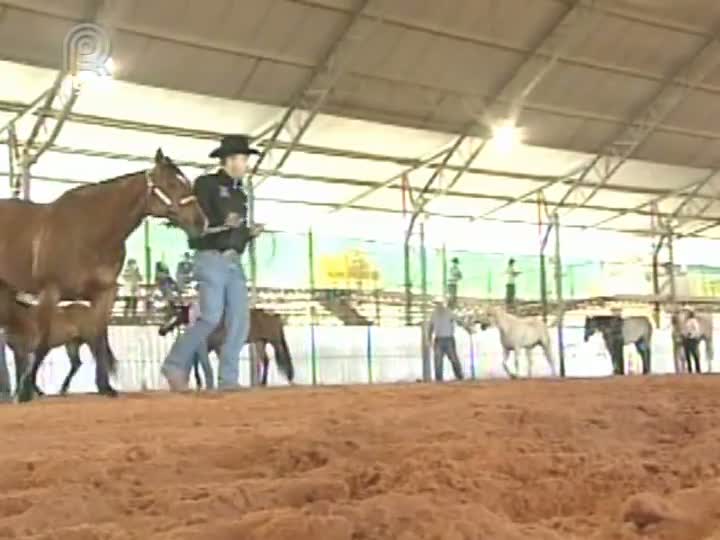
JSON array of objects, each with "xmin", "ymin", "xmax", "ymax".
[{"xmin": 155, "ymin": 148, "xmax": 164, "ymax": 163}]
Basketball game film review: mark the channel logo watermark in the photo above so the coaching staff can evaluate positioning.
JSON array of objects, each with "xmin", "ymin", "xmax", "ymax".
[{"xmin": 62, "ymin": 23, "xmax": 113, "ymax": 85}]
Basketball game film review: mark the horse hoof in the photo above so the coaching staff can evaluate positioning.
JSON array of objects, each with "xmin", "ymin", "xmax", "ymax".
[{"xmin": 101, "ymin": 388, "xmax": 119, "ymax": 398}]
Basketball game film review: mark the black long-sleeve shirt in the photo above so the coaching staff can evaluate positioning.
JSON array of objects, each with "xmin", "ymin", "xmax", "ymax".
[{"xmin": 189, "ymin": 169, "xmax": 251, "ymax": 252}]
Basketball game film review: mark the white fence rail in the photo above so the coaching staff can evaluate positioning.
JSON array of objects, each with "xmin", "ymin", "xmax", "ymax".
[{"xmin": 2, "ymin": 318, "xmax": 713, "ymax": 395}]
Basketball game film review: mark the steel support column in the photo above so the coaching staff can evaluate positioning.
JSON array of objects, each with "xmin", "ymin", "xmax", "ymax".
[
  {"xmin": 2, "ymin": 71, "xmax": 80, "ymax": 199},
  {"xmin": 537, "ymin": 194, "xmax": 553, "ymax": 323},
  {"xmin": 552, "ymin": 212, "xmax": 565, "ymax": 377}
]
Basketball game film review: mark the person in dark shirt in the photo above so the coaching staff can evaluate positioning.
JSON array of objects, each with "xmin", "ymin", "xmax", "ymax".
[{"xmin": 161, "ymin": 134, "xmax": 264, "ymax": 391}]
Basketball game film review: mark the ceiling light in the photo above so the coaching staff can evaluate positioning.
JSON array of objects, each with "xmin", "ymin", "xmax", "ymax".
[{"xmin": 491, "ymin": 123, "xmax": 522, "ymax": 153}]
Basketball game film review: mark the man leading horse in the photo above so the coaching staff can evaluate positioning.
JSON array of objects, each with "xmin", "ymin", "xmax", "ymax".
[{"xmin": 162, "ymin": 135, "xmax": 264, "ymax": 391}]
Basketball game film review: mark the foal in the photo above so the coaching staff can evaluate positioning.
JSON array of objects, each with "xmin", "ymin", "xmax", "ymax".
[
  {"xmin": 159, "ymin": 305, "xmax": 294, "ymax": 387},
  {"xmin": 0, "ymin": 283, "xmax": 117, "ymax": 400}
]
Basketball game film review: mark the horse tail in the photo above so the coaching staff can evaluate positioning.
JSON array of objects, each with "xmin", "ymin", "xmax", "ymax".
[{"xmin": 273, "ymin": 325, "xmax": 295, "ymax": 383}]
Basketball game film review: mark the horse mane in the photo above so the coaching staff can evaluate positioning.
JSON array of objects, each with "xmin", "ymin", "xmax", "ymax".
[
  {"xmin": 58, "ymin": 170, "xmax": 144, "ymax": 200},
  {"xmin": 58, "ymin": 155, "xmax": 184, "ymax": 200}
]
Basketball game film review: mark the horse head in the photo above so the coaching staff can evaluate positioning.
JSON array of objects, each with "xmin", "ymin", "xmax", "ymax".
[
  {"xmin": 145, "ymin": 149, "xmax": 206, "ymax": 238},
  {"xmin": 476, "ymin": 307, "xmax": 495, "ymax": 330}
]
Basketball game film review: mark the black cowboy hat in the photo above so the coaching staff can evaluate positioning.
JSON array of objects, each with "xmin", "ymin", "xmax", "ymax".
[{"xmin": 209, "ymin": 134, "xmax": 261, "ymax": 159}]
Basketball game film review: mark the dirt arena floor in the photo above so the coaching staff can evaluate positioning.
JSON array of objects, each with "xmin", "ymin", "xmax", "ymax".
[{"xmin": 3, "ymin": 376, "xmax": 720, "ymax": 539}]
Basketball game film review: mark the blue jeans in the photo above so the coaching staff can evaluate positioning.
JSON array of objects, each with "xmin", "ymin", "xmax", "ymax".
[
  {"xmin": 193, "ymin": 344, "xmax": 215, "ymax": 390},
  {"xmin": 163, "ymin": 251, "xmax": 249, "ymax": 389},
  {"xmin": 0, "ymin": 337, "xmax": 10, "ymax": 401}
]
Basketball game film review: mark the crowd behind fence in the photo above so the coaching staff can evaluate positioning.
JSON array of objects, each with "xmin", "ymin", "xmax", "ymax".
[{"xmin": 126, "ymin": 221, "xmax": 720, "ymax": 307}]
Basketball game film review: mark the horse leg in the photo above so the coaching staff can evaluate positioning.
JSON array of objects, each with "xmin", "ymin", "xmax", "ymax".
[
  {"xmin": 14, "ymin": 351, "xmax": 35, "ymax": 403},
  {"xmin": 258, "ymin": 343, "xmax": 269, "ymax": 386},
  {"xmin": 89, "ymin": 288, "xmax": 120, "ymax": 397},
  {"xmin": 61, "ymin": 341, "xmax": 82, "ymax": 395},
  {"xmin": 501, "ymin": 348, "xmax": 515, "ymax": 379},
  {"xmin": 89, "ymin": 336, "xmax": 117, "ymax": 397},
  {"xmin": 635, "ymin": 340, "xmax": 650, "ymax": 375},
  {"xmin": 541, "ymin": 341, "xmax": 556, "ymax": 376},
  {"xmin": 192, "ymin": 351, "xmax": 202, "ymax": 389},
  {"xmin": 30, "ymin": 346, "xmax": 49, "ymax": 396},
  {"xmin": 525, "ymin": 347, "xmax": 533, "ymax": 378},
  {"xmin": 514, "ymin": 349, "xmax": 520, "ymax": 377}
]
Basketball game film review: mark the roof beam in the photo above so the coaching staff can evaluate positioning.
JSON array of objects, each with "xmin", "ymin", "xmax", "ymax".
[
  {"xmin": 245, "ymin": 0, "xmax": 379, "ymax": 189},
  {"xmin": 15, "ymin": 139, "xmax": 720, "ymax": 225},
  {"xmin": 1, "ymin": 171, "xmax": 698, "ymax": 238},
  {"xmin": 555, "ymin": 29, "xmax": 720, "ymax": 212},
  {"xmin": 5, "ymin": 96, "xmax": 720, "ymax": 203},
  {"xmin": 589, "ymin": 172, "xmax": 718, "ymax": 229},
  {"xmin": 666, "ymin": 169, "xmax": 720, "ymax": 225},
  {"xmin": 672, "ymin": 171, "xmax": 720, "ymax": 237},
  {"xmin": 333, "ymin": 0, "xmax": 598, "ymax": 213},
  {"xmin": 483, "ymin": 28, "xmax": 720, "ymax": 219}
]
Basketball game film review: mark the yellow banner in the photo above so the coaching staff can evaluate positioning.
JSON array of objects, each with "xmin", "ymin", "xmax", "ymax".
[{"xmin": 317, "ymin": 249, "xmax": 381, "ymax": 289}]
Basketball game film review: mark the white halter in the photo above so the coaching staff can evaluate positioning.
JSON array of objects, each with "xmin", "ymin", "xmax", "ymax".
[{"xmin": 145, "ymin": 169, "xmax": 196, "ymax": 207}]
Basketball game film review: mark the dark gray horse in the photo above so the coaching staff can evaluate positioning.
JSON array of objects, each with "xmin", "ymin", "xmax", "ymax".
[{"xmin": 584, "ymin": 315, "xmax": 653, "ymax": 375}]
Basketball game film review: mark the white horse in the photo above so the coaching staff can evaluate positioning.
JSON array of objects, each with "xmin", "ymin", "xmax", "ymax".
[{"xmin": 476, "ymin": 306, "xmax": 556, "ymax": 378}]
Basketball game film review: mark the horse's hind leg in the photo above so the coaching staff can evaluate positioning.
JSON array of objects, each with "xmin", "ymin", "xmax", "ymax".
[
  {"xmin": 30, "ymin": 347, "xmax": 49, "ymax": 396},
  {"xmin": 525, "ymin": 348, "xmax": 533, "ymax": 378},
  {"xmin": 14, "ymin": 351, "xmax": 35, "ymax": 403},
  {"xmin": 642, "ymin": 339, "xmax": 652, "ymax": 375},
  {"xmin": 541, "ymin": 342, "xmax": 556, "ymax": 376},
  {"xmin": 635, "ymin": 340, "xmax": 651, "ymax": 375},
  {"xmin": 258, "ymin": 344, "xmax": 270, "ymax": 386},
  {"xmin": 61, "ymin": 341, "xmax": 82, "ymax": 395}
]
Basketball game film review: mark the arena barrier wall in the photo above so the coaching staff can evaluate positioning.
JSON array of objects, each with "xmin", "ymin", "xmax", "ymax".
[{"xmin": 2, "ymin": 316, "xmax": 714, "ymax": 395}]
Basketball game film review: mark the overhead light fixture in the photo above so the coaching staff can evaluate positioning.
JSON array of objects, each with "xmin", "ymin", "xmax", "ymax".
[{"xmin": 491, "ymin": 122, "xmax": 522, "ymax": 153}]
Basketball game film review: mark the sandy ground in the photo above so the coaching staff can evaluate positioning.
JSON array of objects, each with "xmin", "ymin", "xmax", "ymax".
[{"xmin": 2, "ymin": 377, "xmax": 720, "ymax": 539}]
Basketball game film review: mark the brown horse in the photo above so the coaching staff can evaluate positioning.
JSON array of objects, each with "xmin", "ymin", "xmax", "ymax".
[
  {"xmin": 0, "ymin": 281, "xmax": 118, "ymax": 399},
  {"xmin": 159, "ymin": 306, "xmax": 294, "ymax": 387},
  {"xmin": 0, "ymin": 149, "xmax": 205, "ymax": 400}
]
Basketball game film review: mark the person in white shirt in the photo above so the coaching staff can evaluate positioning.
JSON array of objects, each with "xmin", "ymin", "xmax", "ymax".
[
  {"xmin": 426, "ymin": 299, "xmax": 463, "ymax": 382},
  {"xmin": 682, "ymin": 310, "xmax": 702, "ymax": 373},
  {"xmin": 506, "ymin": 258, "xmax": 520, "ymax": 309},
  {"xmin": 447, "ymin": 258, "xmax": 462, "ymax": 309}
]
